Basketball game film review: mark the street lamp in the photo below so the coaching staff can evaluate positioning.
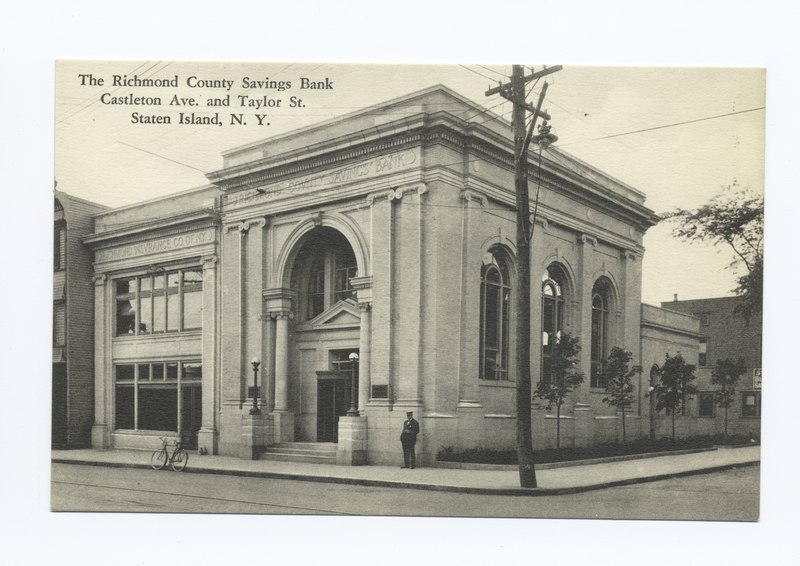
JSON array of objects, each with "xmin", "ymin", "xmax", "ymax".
[
  {"xmin": 347, "ymin": 352, "xmax": 359, "ymax": 416},
  {"xmin": 250, "ymin": 357, "xmax": 261, "ymax": 415}
]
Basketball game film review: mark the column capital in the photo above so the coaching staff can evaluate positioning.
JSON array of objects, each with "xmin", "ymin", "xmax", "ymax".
[
  {"xmin": 579, "ymin": 233, "xmax": 598, "ymax": 247},
  {"xmin": 366, "ymin": 189, "xmax": 397, "ymax": 206},
  {"xmin": 461, "ymin": 189, "xmax": 488, "ymax": 207},
  {"xmin": 92, "ymin": 273, "xmax": 107, "ymax": 285},
  {"xmin": 393, "ymin": 182, "xmax": 427, "ymax": 200},
  {"xmin": 271, "ymin": 311, "xmax": 294, "ymax": 321},
  {"xmin": 202, "ymin": 254, "xmax": 218, "ymax": 270},
  {"xmin": 350, "ymin": 275, "xmax": 373, "ymax": 306},
  {"xmin": 622, "ymin": 249, "xmax": 639, "ymax": 261},
  {"xmin": 242, "ymin": 216, "xmax": 268, "ymax": 231}
]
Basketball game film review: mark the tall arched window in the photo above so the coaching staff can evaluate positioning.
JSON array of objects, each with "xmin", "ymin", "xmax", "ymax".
[
  {"xmin": 541, "ymin": 264, "xmax": 567, "ymax": 384},
  {"xmin": 291, "ymin": 228, "xmax": 358, "ymax": 321},
  {"xmin": 480, "ymin": 248, "xmax": 511, "ymax": 380},
  {"xmin": 590, "ymin": 278, "xmax": 611, "ymax": 387}
]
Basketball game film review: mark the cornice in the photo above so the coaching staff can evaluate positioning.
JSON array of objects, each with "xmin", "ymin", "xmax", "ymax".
[
  {"xmin": 211, "ymin": 131, "xmax": 425, "ymax": 192},
  {"xmin": 84, "ymin": 210, "xmax": 219, "ymax": 247}
]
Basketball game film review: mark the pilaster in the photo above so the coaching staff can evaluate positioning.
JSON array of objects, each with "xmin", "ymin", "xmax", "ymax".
[
  {"xmin": 577, "ymin": 233, "xmax": 597, "ymax": 404},
  {"xmin": 198, "ymin": 254, "xmax": 218, "ymax": 454},
  {"xmin": 366, "ymin": 189, "xmax": 394, "ymax": 403},
  {"xmin": 91, "ymin": 272, "xmax": 110, "ymax": 449},
  {"xmin": 458, "ymin": 189, "xmax": 487, "ymax": 406}
]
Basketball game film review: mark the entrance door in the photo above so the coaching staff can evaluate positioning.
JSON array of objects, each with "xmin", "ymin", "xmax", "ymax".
[
  {"xmin": 317, "ymin": 376, "xmax": 348, "ymax": 442},
  {"xmin": 180, "ymin": 384, "xmax": 202, "ymax": 450},
  {"xmin": 52, "ymin": 363, "xmax": 67, "ymax": 448}
]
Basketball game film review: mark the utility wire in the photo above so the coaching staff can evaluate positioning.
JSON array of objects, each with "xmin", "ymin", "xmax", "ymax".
[{"xmin": 563, "ymin": 107, "xmax": 765, "ymax": 145}]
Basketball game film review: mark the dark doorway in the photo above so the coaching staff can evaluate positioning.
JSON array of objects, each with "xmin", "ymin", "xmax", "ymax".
[
  {"xmin": 181, "ymin": 384, "xmax": 202, "ymax": 450},
  {"xmin": 317, "ymin": 376, "xmax": 348, "ymax": 442},
  {"xmin": 52, "ymin": 363, "xmax": 67, "ymax": 448}
]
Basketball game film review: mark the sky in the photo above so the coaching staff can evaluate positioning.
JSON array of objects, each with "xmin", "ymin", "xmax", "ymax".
[{"xmin": 55, "ymin": 62, "xmax": 765, "ymax": 306}]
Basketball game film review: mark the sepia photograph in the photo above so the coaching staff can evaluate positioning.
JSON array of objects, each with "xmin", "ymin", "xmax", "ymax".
[
  {"xmin": 4, "ymin": 3, "xmax": 797, "ymax": 564},
  {"xmin": 52, "ymin": 61, "xmax": 763, "ymax": 520}
]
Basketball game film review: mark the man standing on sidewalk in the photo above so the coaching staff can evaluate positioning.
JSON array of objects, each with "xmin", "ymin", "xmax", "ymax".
[{"xmin": 400, "ymin": 411, "xmax": 420, "ymax": 469}]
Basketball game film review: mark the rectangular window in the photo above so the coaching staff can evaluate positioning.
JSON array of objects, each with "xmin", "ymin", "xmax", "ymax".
[
  {"xmin": 698, "ymin": 338, "xmax": 708, "ymax": 366},
  {"xmin": 307, "ymin": 262, "xmax": 326, "ymax": 319},
  {"xmin": 54, "ymin": 226, "xmax": 66, "ymax": 271},
  {"xmin": 153, "ymin": 274, "xmax": 166, "ymax": 333},
  {"xmin": 741, "ymin": 391, "xmax": 761, "ymax": 418},
  {"xmin": 698, "ymin": 392, "xmax": 715, "ymax": 417},
  {"xmin": 334, "ymin": 265, "xmax": 357, "ymax": 303},
  {"xmin": 53, "ymin": 302, "xmax": 66, "ymax": 347},
  {"xmin": 182, "ymin": 269, "xmax": 203, "ymax": 330},
  {"xmin": 116, "ymin": 278, "xmax": 137, "ymax": 335},
  {"xmin": 114, "ymin": 364, "xmax": 136, "ymax": 430},
  {"xmin": 115, "ymin": 268, "xmax": 202, "ymax": 336},
  {"xmin": 113, "ymin": 361, "xmax": 201, "ymax": 434}
]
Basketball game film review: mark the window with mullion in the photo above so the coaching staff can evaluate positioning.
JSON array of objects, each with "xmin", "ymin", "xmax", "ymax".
[
  {"xmin": 590, "ymin": 281, "xmax": 610, "ymax": 388},
  {"xmin": 541, "ymin": 266, "xmax": 566, "ymax": 384},
  {"xmin": 480, "ymin": 250, "xmax": 511, "ymax": 381},
  {"xmin": 115, "ymin": 268, "xmax": 203, "ymax": 336}
]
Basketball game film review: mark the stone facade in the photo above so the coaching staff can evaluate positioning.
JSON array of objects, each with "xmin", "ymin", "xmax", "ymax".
[{"xmin": 84, "ymin": 86, "xmax": 671, "ymax": 464}]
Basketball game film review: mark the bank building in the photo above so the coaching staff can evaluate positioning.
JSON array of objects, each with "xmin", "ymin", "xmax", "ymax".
[{"xmin": 73, "ymin": 85, "xmax": 746, "ymax": 466}]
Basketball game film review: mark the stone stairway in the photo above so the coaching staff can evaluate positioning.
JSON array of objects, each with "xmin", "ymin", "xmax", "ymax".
[{"xmin": 260, "ymin": 442, "xmax": 338, "ymax": 464}]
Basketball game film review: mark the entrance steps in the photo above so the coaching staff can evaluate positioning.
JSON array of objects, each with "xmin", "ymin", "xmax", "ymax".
[{"xmin": 261, "ymin": 442, "xmax": 338, "ymax": 464}]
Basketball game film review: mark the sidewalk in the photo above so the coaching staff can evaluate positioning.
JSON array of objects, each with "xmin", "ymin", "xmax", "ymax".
[{"xmin": 51, "ymin": 445, "xmax": 760, "ymax": 496}]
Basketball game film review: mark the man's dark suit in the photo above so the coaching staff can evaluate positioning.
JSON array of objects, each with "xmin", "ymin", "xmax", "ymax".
[{"xmin": 400, "ymin": 414, "xmax": 420, "ymax": 468}]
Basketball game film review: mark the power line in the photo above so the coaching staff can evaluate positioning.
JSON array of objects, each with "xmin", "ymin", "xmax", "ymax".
[
  {"xmin": 474, "ymin": 64, "xmax": 507, "ymax": 78},
  {"xmin": 458, "ymin": 64, "xmax": 497, "ymax": 83},
  {"xmin": 573, "ymin": 107, "xmax": 766, "ymax": 144},
  {"xmin": 117, "ymin": 140, "xmax": 208, "ymax": 173}
]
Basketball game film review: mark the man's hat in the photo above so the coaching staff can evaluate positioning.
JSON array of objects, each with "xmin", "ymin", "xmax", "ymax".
[{"xmin": 406, "ymin": 411, "xmax": 413, "ymax": 415}]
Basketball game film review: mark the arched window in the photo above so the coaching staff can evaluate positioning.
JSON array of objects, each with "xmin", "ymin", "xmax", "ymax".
[
  {"xmin": 292, "ymin": 228, "xmax": 358, "ymax": 321},
  {"xmin": 480, "ymin": 248, "xmax": 511, "ymax": 380},
  {"xmin": 590, "ymin": 278, "xmax": 611, "ymax": 387},
  {"xmin": 541, "ymin": 264, "xmax": 567, "ymax": 383}
]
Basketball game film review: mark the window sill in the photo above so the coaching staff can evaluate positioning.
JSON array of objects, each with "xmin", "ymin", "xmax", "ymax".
[
  {"xmin": 478, "ymin": 379, "xmax": 516, "ymax": 388},
  {"xmin": 113, "ymin": 330, "xmax": 201, "ymax": 341}
]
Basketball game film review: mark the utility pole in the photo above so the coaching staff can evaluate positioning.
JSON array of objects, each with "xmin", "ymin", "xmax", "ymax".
[{"xmin": 486, "ymin": 64, "xmax": 561, "ymax": 488}]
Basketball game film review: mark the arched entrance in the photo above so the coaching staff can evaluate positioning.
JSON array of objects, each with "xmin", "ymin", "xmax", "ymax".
[{"xmin": 287, "ymin": 227, "xmax": 362, "ymax": 442}]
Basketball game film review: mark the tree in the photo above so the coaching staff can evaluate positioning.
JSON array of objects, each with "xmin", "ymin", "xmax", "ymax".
[
  {"xmin": 534, "ymin": 333, "xmax": 584, "ymax": 448},
  {"xmin": 602, "ymin": 347, "xmax": 642, "ymax": 443},
  {"xmin": 652, "ymin": 353, "xmax": 698, "ymax": 441},
  {"xmin": 712, "ymin": 358, "xmax": 746, "ymax": 435},
  {"xmin": 662, "ymin": 187, "xmax": 763, "ymax": 322}
]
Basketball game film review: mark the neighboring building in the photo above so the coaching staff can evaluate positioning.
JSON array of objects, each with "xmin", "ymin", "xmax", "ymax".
[
  {"xmin": 82, "ymin": 85, "xmax": 668, "ymax": 465},
  {"xmin": 53, "ymin": 191, "xmax": 108, "ymax": 448},
  {"xmin": 660, "ymin": 296, "xmax": 762, "ymax": 437},
  {"xmin": 640, "ymin": 303, "xmax": 703, "ymax": 439}
]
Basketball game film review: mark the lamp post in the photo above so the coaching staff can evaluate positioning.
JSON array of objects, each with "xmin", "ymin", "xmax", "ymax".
[
  {"xmin": 250, "ymin": 357, "xmax": 261, "ymax": 415},
  {"xmin": 347, "ymin": 352, "xmax": 359, "ymax": 416}
]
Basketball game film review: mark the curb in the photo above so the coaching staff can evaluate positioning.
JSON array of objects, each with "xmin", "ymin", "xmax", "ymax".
[
  {"xmin": 51, "ymin": 457, "xmax": 760, "ymax": 497},
  {"xmin": 434, "ymin": 447, "xmax": 718, "ymax": 471}
]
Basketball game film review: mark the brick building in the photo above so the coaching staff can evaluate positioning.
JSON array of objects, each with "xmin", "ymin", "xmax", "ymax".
[
  {"xmin": 53, "ymin": 191, "xmax": 108, "ymax": 448},
  {"xmin": 660, "ymin": 296, "xmax": 762, "ymax": 437}
]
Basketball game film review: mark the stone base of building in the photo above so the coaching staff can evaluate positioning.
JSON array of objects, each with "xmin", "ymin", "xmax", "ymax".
[
  {"xmin": 271, "ymin": 411, "xmax": 295, "ymax": 443},
  {"xmin": 197, "ymin": 427, "xmax": 218, "ymax": 455},
  {"xmin": 91, "ymin": 424, "xmax": 110, "ymax": 449},
  {"xmin": 241, "ymin": 413, "xmax": 271, "ymax": 460},
  {"xmin": 336, "ymin": 416, "xmax": 368, "ymax": 465}
]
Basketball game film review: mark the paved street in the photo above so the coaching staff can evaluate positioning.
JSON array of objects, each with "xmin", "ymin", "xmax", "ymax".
[{"xmin": 51, "ymin": 462, "xmax": 759, "ymax": 520}]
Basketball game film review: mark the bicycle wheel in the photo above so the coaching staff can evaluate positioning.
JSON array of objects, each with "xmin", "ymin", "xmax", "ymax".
[
  {"xmin": 170, "ymin": 448, "xmax": 189, "ymax": 472},
  {"xmin": 150, "ymin": 448, "xmax": 167, "ymax": 470}
]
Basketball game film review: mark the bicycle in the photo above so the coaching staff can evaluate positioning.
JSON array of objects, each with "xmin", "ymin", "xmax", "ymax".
[{"xmin": 150, "ymin": 437, "xmax": 189, "ymax": 472}]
